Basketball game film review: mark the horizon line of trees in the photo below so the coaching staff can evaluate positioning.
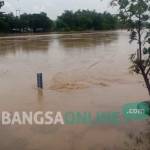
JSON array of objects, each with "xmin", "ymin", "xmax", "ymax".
[{"xmin": 0, "ymin": 10, "xmax": 120, "ymax": 33}]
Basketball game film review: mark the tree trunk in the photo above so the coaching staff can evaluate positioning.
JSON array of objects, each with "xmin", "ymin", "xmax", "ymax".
[{"xmin": 140, "ymin": 66, "xmax": 150, "ymax": 96}]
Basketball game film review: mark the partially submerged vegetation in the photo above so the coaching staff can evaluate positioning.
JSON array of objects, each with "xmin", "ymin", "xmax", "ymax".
[
  {"xmin": 55, "ymin": 10, "xmax": 118, "ymax": 31},
  {"xmin": 0, "ymin": 10, "xmax": 119, "ymax": 33},
  {"xmin": 112, "ymin": 0, "xmax": 150, "ymax": 95}
]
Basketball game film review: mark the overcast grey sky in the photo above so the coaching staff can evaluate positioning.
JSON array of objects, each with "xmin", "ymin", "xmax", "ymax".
[{"xmin": 1, "ymin": 0, "xmax": 116, "ymax": 19}]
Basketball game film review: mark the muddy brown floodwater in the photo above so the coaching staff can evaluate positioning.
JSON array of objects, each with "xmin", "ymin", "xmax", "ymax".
[{"xmin": 0, "ymin": 31, "xmax": 149, "ymax": 150}]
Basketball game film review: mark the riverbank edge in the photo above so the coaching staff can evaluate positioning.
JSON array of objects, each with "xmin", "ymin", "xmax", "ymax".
[{"xmin": 0, "ymin": 29, "xmax": 123, "ymax": 37}]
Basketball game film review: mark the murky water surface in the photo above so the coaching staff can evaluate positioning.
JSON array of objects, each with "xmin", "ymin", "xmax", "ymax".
[{"xmin": 0, "ymin": 31, "xmax": 149, "ymax": 150}]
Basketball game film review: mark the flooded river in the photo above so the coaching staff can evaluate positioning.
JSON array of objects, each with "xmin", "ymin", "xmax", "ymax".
[{"xmin": 0, "ymin": 31, "xmax": 149, "ymax": 150}]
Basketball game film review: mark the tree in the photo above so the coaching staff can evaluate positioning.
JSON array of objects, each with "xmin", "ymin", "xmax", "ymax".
[
  {"xmin": 28, "ymin": 12, "xmax": 53, "ymax": 32},
  {"xmin": 0, "ymin": 9, "xmax": 118, "ymax": 33},
  {"xmin": 0, "ymin": 1, "xmax": 4, "ymax": 17},
  {"xmin": 0, "ymin": 1, "xmax": 8, "ymax": 32},
  {"xmin": 0, "ymin": 1, "xmax": 4, "ymax": 9},
  {"xmin": 55, "ymin": 10, "xmax": 118, "ymax": 31},
  {"xmin": 112, "ymin": 0, "xmax": 150, "ymax": 95},
  {"xmin": 0, "ymin": 12, "xmax": 53, "ymax": 33}
]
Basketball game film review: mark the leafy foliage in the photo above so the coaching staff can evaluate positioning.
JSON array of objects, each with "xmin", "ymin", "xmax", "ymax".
[
  {"xmin": 55, "ymin": 10, "xmax": 118, "ymax": 31},
  {"xmin": 0, "ymin": 12, "xmax": 53, "ymax": 33},
  {"xmin": 112, "ymin": 0, "xmax": 150, "ymax": 95},
  {"xmin": 0, "ymin": 10, "xmax": 119, "ymax": 33}
]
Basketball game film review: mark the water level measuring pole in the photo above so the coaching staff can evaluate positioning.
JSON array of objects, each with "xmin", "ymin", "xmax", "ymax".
[{"xmin": 37, "ymin": 73, "xmax": 43, "ymax": 89}]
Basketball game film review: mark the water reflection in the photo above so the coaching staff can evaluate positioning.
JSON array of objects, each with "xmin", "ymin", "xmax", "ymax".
[
  {"xmin": 58, "ymin": 32, "xmax": 118, "ymax": 49},
  {"xmin": 37, "ymin": 89, "xmax": 43, "ymax": 102},
  {"xmin": 0, "ymin": 36, "xmax": 51, "ymax": 56},
  {"xmin": 0, "ymin": 32, "xmax": 118, "ymax": 57}
]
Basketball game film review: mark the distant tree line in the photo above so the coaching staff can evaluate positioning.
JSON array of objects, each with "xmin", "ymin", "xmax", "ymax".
[
  {"xmin": 0, "ymin": 9, "xmax": 120, "ymax": 33},
  {"xmin": 55, "ymin": 10, "xmax": 118, "ymax": 31},
  {"xmin": 0, "ymin": 12, "xmax": 53, "ymax": 33}
]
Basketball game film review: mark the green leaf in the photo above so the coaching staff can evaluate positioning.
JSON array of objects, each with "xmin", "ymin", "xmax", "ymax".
[{"xmin": 143, "ymin": 48, "xmax": 148, "ymax": 54}]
